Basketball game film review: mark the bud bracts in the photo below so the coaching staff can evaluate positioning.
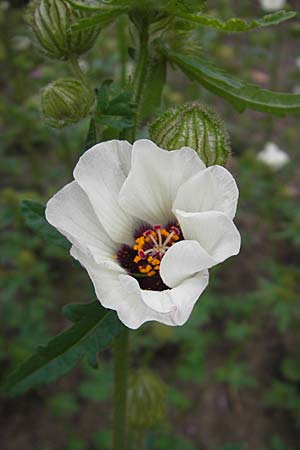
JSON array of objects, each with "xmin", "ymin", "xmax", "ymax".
[
  {"xmin": 41, "ymin": 78, "xmax": 95, "ymax": 127},
  {"xmin": 149, "ymin": 102, "xmax": 231, "ymax": 166},
  {"xmin": 26, "ymin": 0, "xmax": 101, "ymax": 60}
]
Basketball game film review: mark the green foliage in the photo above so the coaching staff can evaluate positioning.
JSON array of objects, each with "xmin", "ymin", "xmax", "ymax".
[
  {"xmin": 78, "ymin": 362, "xmax": 113, "ymax": 401},
  {"xmin": 264, "ymin": 381, "xmax": 300, "ymax": 418},
  {"xmin": 2, "ymin": 302, "xmax": 124, "ymax": 394},
  {"xmin": 215, "ymin": 362, "xmax": 257, "ymax": 390},
  {"xmin": 49, "ymin": 392, "xmax": 79, "ymax": 417},
  {"xmin": 159, "ymin": 45, "xmax": 300, "ymax": 115},
  {"xmin": 95, "ymin": 80, "xmax": 134, "ymax": 130},
  {"xmin": 21, "ymin": 200, "xmax": 70, "ymax": 250}
]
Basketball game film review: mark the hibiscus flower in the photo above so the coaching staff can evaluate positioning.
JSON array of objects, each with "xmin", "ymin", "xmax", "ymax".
[{"xmin": 46, "ymin": 139, "xmax": 240, "ymax": 329}]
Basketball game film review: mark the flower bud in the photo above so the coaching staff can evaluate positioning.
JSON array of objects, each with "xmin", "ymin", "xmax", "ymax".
[
  {"xmin": 149, "ymin": 102, "xmax": 231, "ymax": 166},
  {"xmin": 41, "ymin": 78, "xmax": 95, "ymax": 128},
  {"xmin": 127, "ymin": 369, "xmax": 167, "ymax": 430},
  {"xmin": 26, "ymin": 0, "xmax": 101, "ymax": 60}
]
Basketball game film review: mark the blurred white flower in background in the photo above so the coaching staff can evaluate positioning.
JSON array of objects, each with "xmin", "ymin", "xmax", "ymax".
[
  {"xmin": 259, "ymin": 0, "xmax": 286, "ymax": 11},
  {"xmin": 257, "ymin": 142, "xmax": 290, "ymax": 170},
  {"xmin": 1, "ymin": 1, "xmax": 10, "ymax": 10},
  {"xmin": 295, "ymin": 57, "xmax": 300, "ymax": 71}
]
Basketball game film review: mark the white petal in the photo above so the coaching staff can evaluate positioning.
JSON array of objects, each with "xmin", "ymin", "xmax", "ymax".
[
  {"xmin": 139, "ymin": 270, "xmax": 209, "ymax": 325},
  {"xmin": 46, "ymin": 181, "xmax": 119, "ymax": 269},
  {"xmin": 160, "ymin": 239, "xmax": 215, "ymax": 288},
  {"xmin": 71, "ymin": 246, "xmax": 175, "ymax": 329},
  {"xmin": 173, "ymin": 165, "xmax": 239, "ymax": 219},
  {"xmin": 176, "ymin": 210, "xmax": 241, "ymax": 266},
  {"xmin": 119, "ymin": 139, "xmax": 206, "ymax": 225},
  {"xmin": 71, "ymin": 246, "xmax": 209, "ymax": 329},
  {"xmin": 73, "ymin": 140, "xmax": 136, "ymax": 244}
]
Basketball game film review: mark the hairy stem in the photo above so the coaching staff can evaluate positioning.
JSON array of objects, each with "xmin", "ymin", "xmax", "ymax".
[
  {"xmin": 69, "ymin": 56, "xmax": 87, "ymax": 84},
  {"xmin": 129, "ymin": 22, "xmax": 150, "ymax": 141},
  {"xmin": 113, "ymin": 328, "xmax": 129, "ymax": 450}
]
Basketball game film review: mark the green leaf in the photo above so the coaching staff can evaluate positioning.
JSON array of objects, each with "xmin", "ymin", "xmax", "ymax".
[
  {"xmin": 160, "ymin": 44, "xmax": 300, "ymax": 115},
  {"xmin": 96, "ymin": 115, "xmax": 133, "ymax": 130},
  {"xmin": 171, "ymin": 10, "xmax": 296, "ymax": 32},
  {"xmin": 2, "ymin": 302, "xmax": 124, "ymax": 394},
  {"xmin": 63, "ymin": 301, "xmax": 99, "ymax": 323},
  {"xmin": 95, "ymin": 82, "xmax": 134, "ymax": 130},
  {"xmin": 20, "ymin": 200, "xmax": 70, "ymax": 250}
]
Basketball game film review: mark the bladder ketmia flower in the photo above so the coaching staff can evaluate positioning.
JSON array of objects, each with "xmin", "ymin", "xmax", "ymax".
[{"xmin": 46, "ymin": 140, "xmax": 241, "ymax": 329}]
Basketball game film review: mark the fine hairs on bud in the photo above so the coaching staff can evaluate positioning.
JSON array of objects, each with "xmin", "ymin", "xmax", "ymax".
[
  {"xmin": 127, "ymin": 369, "xmax": 167, "ymax": 430},
  {"xmin": 25, "ymin": 0, "xmax": 101, "ymax": 61},
  {"xmin": 41, "ymin": 78, "xmax": 95, "ymax": 128},
  {"xmin": 149, "ymin": 102, "xmax": 231, "ymax": 166}
]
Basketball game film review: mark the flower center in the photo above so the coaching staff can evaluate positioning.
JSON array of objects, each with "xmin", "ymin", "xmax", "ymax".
[
  {"xmin": 133, "ymin": 224, "xmax": 180, "ymax": 278},
  {"xmin": 116, "ymin": 222, "xmax": 183, "ymax": 291}
]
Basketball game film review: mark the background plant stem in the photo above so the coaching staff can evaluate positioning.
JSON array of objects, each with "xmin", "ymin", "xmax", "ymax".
[{"xmin": 113, "ymin": 328, "xmax": 129, "ymax": 450}]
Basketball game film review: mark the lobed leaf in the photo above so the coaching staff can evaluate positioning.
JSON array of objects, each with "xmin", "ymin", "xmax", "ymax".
[
  {"xmin": 21, "ymin": 200, "xmax": 70, "ymax": 250},
  {"xmin": 160, "ymin": 44, "xmax": 300, "ymax": 115},
  {"xmin": 170, "ymin": 10, "xmax": 296, "ymax": 33},
  {"xmin": 2, "ymin": 302, "xmax": 124, "ymax": 395}
]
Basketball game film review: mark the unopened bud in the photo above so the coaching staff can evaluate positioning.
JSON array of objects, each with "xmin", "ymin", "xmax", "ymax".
[
  {"xmin": 41, "ymin": 78, "xmax": 95, "ymax": 128},
  {"xmin": 149, "ymin": 102, "xmax": 231, "ymax": 166},
  {"xmin": 127, "ymin": 369, "xmax": 167, "ymax": 429},
  {"xmin": 26, "ymin": 0, "xmax": 101, "ymax": 60}
]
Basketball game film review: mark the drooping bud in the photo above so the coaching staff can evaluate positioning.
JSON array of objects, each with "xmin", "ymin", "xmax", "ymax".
[
  {"xmin": 26, "ymin": 0, "xmax": 101, "ymax": 60},
  {"xmin": 149, "ymin": 102, "xmax": 231, "ymax": 166},
  {"xmin": 41, "ymin": 78, "xmax": 95, "ymax": 128},
  {"xmin": 127, "ymin": 369, "xmax": 167, "ymax": 429}
]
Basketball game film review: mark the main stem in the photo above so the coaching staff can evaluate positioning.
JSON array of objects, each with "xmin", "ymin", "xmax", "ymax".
[
  {"xmin": 113, "ymin": 328, "xmax": 129, "ymax": 450},
  {"xmin": 129, "ymin": 21, "xmax": 150, "ymax": 141},
  {"xmin": 113, "ymin": 19, "xmax": 150, "ymax": 450}
]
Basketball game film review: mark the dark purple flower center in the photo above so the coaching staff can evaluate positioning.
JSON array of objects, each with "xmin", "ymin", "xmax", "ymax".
[{"xmin": 117, "ymin": 222, "xmax": 184, "ymax": 291}]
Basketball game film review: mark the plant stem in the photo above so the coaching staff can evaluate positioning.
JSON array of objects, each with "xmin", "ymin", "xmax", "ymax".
[
  {"xmin": 113, "ymin": 328, "xmax": 129, "ymax": 450},
  {"xmin": 69, "ymin": 56, "xmax": 87, "ymax": 84},
  {"xmin": 129, "ymin": 22, "xmax": 150, "ymax": 141}
]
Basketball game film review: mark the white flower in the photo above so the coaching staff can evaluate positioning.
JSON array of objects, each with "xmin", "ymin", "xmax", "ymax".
[
  {"xmin": 46, "ymin": 140, "xmax": 240, "ymax": 329},
  {"xmin": 259, "ymin": 0, "xmax": 286, "ymax": 11},
  {"xmin": 257, "ymin": 142, "xmax": 290, "ymax": 170}
]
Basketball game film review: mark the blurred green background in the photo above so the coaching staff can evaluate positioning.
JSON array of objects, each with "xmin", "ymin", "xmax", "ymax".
[{"xmin": 1, "ymin": 1, "xmax": 300, "ymax": 449}]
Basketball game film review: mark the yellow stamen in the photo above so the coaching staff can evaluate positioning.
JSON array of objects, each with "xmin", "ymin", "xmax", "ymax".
[{"xmin": 147, "ymin": 270, "xmax": 156, "ymax": 277}]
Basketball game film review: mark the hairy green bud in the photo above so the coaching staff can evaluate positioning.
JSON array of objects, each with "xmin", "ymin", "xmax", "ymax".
[
  {"xmin": 149, "ymin": 102, "xmax": 231, "ymax": 166},
  {"xmin": 41, "ymin": 78, "xmax": 95, "ymax": 128},
  {"xmin": 127, "ymin": 369, "xmax": 167, "ymax": 430},
  {"xmin": 26, "ymin": 0, "xmax": 101, "ymax": 60}
]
